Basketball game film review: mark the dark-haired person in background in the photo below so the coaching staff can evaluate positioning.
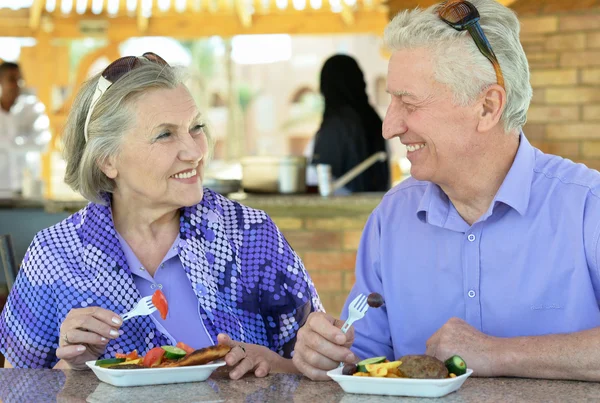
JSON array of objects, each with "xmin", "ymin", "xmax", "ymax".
[{"xmin": 309, "ymin": 54, "xmax": 390, "ymax": 193}]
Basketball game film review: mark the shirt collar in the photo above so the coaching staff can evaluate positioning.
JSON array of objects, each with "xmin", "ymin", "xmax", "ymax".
[{"xmin": 417, "ymin": 132, "xmax": 535, "ymax": 227}]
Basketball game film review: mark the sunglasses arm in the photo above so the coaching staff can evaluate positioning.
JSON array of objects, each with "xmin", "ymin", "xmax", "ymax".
[
  {"xmin": 83, "ymin": 76, "xmax": 112, "ymax": 143},
  {"xmin": 468, "ymin": 23, "xmax": 505, "ymax": 88}
]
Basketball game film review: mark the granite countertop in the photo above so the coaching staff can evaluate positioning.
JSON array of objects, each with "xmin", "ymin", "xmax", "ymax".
[{"xmin": 1, "ymin": 367, "xmax": 599, "ymax": 403}]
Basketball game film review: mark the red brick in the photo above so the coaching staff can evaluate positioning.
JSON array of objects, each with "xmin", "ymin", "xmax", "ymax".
[
  {"xmin": 343, "ymin": 231, "xmax": 363, "ymax": 251},
  {"xmin": 522, "ymin": 123, "xmax": 547, "ymax": 140},
  {"xmin": 584, "ymin": 105, "xmax": 600, "ymax": 121},
  {"xmin": 303, "ymin": 251, "xmax": 357, "ymax": 271},
  {"xmin": 272, "ymin": 217, "xmax": 303, "ymax": 230},
  {"xmin": 560, "ymin": 15, "xmax": 600, "ymax": 32},
  {"xmin": 305, "ymin": 217, "xmax": 368, "ymax": 231},
  {"xmin": 534, "ymin": 141, "xmax": 580, "ymax": 158},
  {"xmin": 283, "ymin": 231, "xmax": 342, "ymax": 250},
  {"xmin": 531, "ymin": 88, "xmax": 546, "ymax": 104},
  {"xmin": 526, "ymin": 52, "xmax": 559, "ymax": 69},
  {"xmin": 547, "ymin": 123, "xmax": 600, "ymax": 140},
  {"xmin": 308, "ymin": 271, "xmax": 344, "ymax": 292},
  {"xmin": 343, "ymin": 272, "xmax": 356, "ymax": 291},
  {"xmin": 582, "ymin": 68, "xmax": 600, "ymax": 85},
  {"xmin": 546, "ymin": 33, "xmax": 586, "ymax": 51},
  {"xmin": 546, "ymin": 88, "xmax": 600, "ymax": 104},
  {"xmin": 527, "ymin": 106, "xmax": 579, "ymax": 123},
  {"xmin": 520, "ymin": 16, "xmax": 559, "ymax": 35},
  {"xmin": 574, "ymin": 159, "xmax": 600, "ymax": 172},
  {"xmin": 530, "ymin": 69, "xmax": 578, "ymax": 87},
  {"xmin": 588, "ymin": 32, "xmax": 600, "ymax": 49},
  {"xmin": 560, "ymin": 51, "xmax": 600, "ymax": 68}
]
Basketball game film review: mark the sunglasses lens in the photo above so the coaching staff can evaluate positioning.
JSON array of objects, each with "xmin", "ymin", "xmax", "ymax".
[
  {"xmin": 102, "ymin": 56, "xmax": 140, "ymax": 82},
  {"xmin": 440, "ymin": 1, "xmax": 478, "ymax": 27},
  {"xmin": 142, "ymin": 52, "xmax": 169, "ymax": 66}
]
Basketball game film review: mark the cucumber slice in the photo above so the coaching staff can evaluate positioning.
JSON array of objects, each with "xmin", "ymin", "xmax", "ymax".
[
  {"xmin": 161, "ymin": 345, "xmax": 187, "ymax": 359},
  {"xmin": 357, "ymin": 356, "xmax": 386, "ymax": 373},
  {"xmin": 95, "ymin": 358, "xmax": 126, "ymax": 367},
  {"xmin": 444, "ymin": 355, "xmax": 467, "ymax": 376}
]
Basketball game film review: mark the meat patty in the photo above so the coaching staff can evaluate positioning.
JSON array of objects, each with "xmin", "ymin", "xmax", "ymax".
[
  {"xmin": 159, "ymin": 344, "xmax": 231, "ymax": 368},
  {"xmin": 397, "ymin": 355, "xmax": 449, "ymax": 379}
]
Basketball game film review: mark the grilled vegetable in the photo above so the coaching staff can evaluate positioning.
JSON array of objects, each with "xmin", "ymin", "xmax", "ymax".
[
  {"xmin": 357, "ymin": 356, "xmax": 386, "ymax": 372},
  {"xmin": 444, "ymin": 355, "xmax": 467, "ymax": 376}
]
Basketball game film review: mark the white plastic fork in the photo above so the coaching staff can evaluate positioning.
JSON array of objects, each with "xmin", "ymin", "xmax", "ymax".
[
  {"xmin": 340, "ymin": 293, "xmax": 369, "ymax": 334},
  {"xmin": 121, "ymin": 295, "xmax": 157, "ymax": 322}
]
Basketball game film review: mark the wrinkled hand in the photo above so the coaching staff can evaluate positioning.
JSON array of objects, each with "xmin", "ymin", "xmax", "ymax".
[
  {"xmin": 292, "ymin": 312, "xmax": 358, "ymax": 381},
  {"xmin": 218, "ymin": 333, "xmax": 280, "ymax": 380},
  {"xmin": 55, "ymin": 307, "xmax": 122, "ymax": 370},
  {"xmin": 425, "ymin": 317, "xmax": 500, "ymax": 377}
]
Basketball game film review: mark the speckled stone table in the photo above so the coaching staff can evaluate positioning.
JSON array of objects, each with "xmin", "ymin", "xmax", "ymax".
[{"xmin": 1, "ymin": 367, "xmax": 600, "ymax": 403}]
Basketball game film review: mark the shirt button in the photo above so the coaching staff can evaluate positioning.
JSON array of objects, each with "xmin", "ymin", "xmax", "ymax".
[
  {"xmin": 468, "ymin": 290, "xmax": 476, "ymax": 298},
  {"xmin": 139, "ymin": 267, "xmax": 145, "ymax": 271},
  {"xmin": 467, "ymin": 234, "xmax": 476, "ymax": 242}
]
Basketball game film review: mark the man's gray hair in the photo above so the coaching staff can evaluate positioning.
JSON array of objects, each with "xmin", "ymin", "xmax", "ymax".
[
  {"xmin": 384, "ymin": 0, "xmax": 532, "ymax": 134},
  {"xmin": 62, "ymin": 60, "xmax": 184, "ymax": 204}
]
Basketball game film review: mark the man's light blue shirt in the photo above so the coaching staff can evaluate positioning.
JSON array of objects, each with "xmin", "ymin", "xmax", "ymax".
[{"xmin": 344, "ymin": 134, "xmax": 600, "ymax": 360}]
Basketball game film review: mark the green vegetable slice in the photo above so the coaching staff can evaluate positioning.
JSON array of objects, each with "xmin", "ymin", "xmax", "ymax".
[
  {"xmin": 445, "ymin": 355, "xmax": 467, "ymax": 376},
  {"xmin": 95, "ymin": 358, "xmax": 126, "ymax": 367},
  {"xmin": 357, "ymin": 356, "xmax": 387, "ymax": 372},
  {"xmin": 161, "ymin": 345, "xmax": 187, "ymax": 360}
]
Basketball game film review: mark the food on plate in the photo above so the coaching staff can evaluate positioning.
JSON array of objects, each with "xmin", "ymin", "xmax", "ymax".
[
  {"xmin": 152, "ymin": 289, "xmax": 169, "ymax": 320},
  {"xmin": 160, "ymin": 344, "xmax": 231, "ymax": 368},
  {"xmin": 397, "ymin": 355, "xmax": 449, "ymax": 379},
  {"xmin": 97, "ymin": 342, "xmax": 231, "ymax": 370},
  {"xmin": 345, "ymin": 354, "xmax": 467, "ymax": 379},
  {"xmin": 444, "ymin": 355, "xmax": 467, "ymax": 376},
  {"xmin": 342, "ymin": 363, "xmax": 358, "ymax": 376},
  {"xmin": 356, "ymin": 356, "xmax": 386, "ymax": 372},
  {"xmin": 367, "ymin": 292, "xmax": 384, "ymax": 308}
]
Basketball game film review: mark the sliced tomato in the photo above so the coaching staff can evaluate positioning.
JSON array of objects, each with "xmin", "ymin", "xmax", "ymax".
[
  {"xmin": 152, "ymin": 290, "xmax": 169, "ymax": 320},
  {"xmin": 176, "ymin": 342, "xmax": 195, "ymax": 355},
  {"xmin": 142, "ymin": 347, "xmax": 166, "ymax": 368}
]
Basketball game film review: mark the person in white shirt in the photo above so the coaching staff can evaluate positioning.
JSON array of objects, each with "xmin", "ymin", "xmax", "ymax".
[{"xmin": 0, "ymin": 62, "xmax": 51, "ymax": 196}]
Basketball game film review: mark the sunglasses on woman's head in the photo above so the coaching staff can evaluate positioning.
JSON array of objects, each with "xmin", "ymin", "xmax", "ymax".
[
  {"xmin": 83, "ymin": 52, "xmax": 169, "ymax": 143},
  {"xmin": 437, "ymin": 0, "xmax": 505, "ymax": 89}
]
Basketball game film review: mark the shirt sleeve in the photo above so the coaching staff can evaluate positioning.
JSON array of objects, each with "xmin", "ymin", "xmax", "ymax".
[
  {"xmin": 584, "ymin": 192, "xmax": 600, "ymax": 306},
  {"xmin": 0, "ymin": 235, "xmax": 59, "ymax": 368},
  {"xmin": 343, "ymin": 207, "xmax": 395, "ymax": 361},
  {"xmin": 257, "ymin": 217, "xmax": 324, "ymax": 358}
]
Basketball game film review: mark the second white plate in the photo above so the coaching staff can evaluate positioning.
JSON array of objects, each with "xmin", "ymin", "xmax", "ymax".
[
  {"xmin": 85, "ymin": 360, "xmax": 226, "ymax": 387},
  {"xmin": 327, "ymin": 367, "xmax": 473, "ymax": 398}
]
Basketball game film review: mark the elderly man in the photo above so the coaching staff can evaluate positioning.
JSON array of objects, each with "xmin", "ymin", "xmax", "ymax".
[{"xmin": 293, "ymin": 0, "xmax": 600, "ymax": 381}]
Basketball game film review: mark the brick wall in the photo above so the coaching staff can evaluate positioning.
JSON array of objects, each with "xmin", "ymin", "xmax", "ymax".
[
  {"xmin": 516, "ymin": 5, "xmax": 600, "ymax": 169},
  {"xmin": 271, "ymin": 215, "xmax": 370, "ymax": 318}
]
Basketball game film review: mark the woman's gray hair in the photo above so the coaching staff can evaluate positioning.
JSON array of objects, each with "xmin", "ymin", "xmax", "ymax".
[
  {"xmin": 62, "ymin": 59, "xmax": 186, "ymax": 204},
  {"xmin": 384, "ymin": 0, "xmax": 532, "ymax": 134}
]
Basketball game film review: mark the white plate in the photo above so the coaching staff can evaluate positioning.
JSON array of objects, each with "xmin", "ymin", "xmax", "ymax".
[
  {"xmin": 327, "ymin": 367, "xmax": 473, "ymax": 398},
  {"xmin": 85, "ymin": 360, "xmax": 226, "ymax": 387}
]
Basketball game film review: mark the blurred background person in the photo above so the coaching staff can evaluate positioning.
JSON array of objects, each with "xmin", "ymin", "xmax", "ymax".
[
  {"xmin": 306, "ymin": 54, "xmax": 390, "ymax": 194},
  {"xmin": 0, "ymin": 62, "xmax": 50, "ymax": 197}
]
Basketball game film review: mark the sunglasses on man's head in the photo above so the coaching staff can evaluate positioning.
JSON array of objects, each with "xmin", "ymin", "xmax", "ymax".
[
  {"xmin": 83, "ymin": 52, "xmax": 169, "ymax": 143},
  {"xmin": 437, "ymin": 0, "xmax": 505, "ymax": 89}
]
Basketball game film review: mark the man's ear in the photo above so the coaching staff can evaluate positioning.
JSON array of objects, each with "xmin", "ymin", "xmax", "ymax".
[
  {"xmin": 477, "ymin": 84, "xmax": 505, "ymax": 132},
  {"xmin": 98, "ymin": 155, "xmax": 118, "ymax": 179}
]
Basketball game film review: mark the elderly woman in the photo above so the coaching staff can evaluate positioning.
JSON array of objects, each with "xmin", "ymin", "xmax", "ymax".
[{"xmin": 0, "ymin": 53, "xmax": 322, "ymax": 378}]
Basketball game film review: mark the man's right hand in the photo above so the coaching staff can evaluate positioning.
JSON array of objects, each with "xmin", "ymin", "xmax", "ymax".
[{"xmin": 293, "ymin": 312, "xmax": 359, "ymax": 381}]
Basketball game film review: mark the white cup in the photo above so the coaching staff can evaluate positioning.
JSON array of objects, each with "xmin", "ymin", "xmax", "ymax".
[{"xmin": 316, "ymin": 164, "xmax": 333, "ymax": 197}]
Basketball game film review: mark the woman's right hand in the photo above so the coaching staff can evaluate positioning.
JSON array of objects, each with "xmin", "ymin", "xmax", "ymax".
[{"xmin": 55, "ymin": 307, "xmax": 123, "ymax": 370}]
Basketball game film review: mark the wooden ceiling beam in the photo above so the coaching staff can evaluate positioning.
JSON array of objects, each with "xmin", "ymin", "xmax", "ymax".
[
  {"xmin": 29, "ymin": 0, "xmax": 44, "ymax": 29},
  {"xmin": 0, "ymin": 9, "xmax": 387, "ymax": 38}
]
